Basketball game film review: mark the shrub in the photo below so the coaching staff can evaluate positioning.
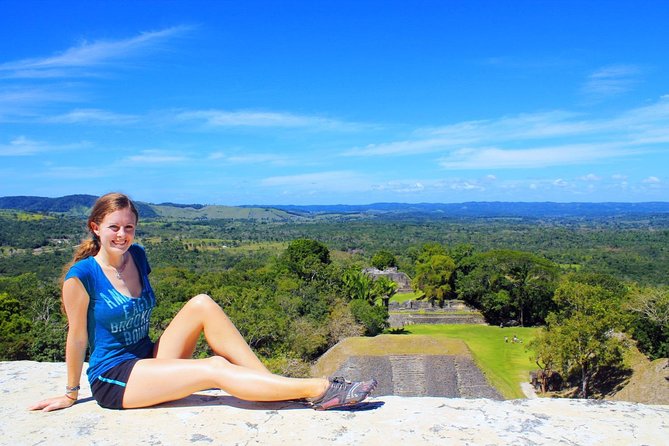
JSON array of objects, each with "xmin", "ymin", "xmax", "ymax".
[
  {"xmin": 349, "ymin": 299, "xmax": 388, "ymax": 336},
  {"xmin": 327, "ymin": 300, "xmax": 364, "ymax": 345}
]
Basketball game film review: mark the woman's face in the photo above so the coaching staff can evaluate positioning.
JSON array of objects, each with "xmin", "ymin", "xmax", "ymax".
[{"xmin": 91, "ymin": 207, "xmax": 137, "ymax": 255}]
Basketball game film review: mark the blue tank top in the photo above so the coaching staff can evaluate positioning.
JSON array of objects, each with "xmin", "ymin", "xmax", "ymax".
[{"xmin": 65, "ymin": 244, "xmax": 156, "ymax": 384}]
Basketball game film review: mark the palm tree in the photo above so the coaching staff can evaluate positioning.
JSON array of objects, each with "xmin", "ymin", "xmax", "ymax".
[{"xmin": 373, "ymin": 276, "xmax": 397, "ymax": 308}]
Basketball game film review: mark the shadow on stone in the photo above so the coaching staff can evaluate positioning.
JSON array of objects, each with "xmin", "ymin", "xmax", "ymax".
[
  {"xmin": 155, "ymin": 394, "xmax": 385, "ymax": 412},
  {"xmin": 155, "ymin": 394, "xmax": 309, "ymax": 411},
  {"xmin": 325, "ymin": 401, "xmax": 385, "ymax": 412}
]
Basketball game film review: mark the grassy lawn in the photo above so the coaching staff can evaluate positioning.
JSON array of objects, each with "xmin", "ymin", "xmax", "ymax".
[
  {"xmin": 390, "ymin": 291, "xmax": 424, "ymax": 303},
  {"xmin": 402, "ymin": 324, "xmax": 540, "ymax": 399}
]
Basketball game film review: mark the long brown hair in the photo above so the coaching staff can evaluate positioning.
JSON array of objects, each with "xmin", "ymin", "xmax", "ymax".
[{"xmin": 62, "ymin": 192, "xmax": 139, "ymax": 281}]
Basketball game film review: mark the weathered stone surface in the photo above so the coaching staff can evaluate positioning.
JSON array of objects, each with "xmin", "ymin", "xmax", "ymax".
[
  {"xmin": 363, "ymin": 267, "xmax": 413, "ymax": 293},
  {"xmin": 3, "ymin": 361, "xmax": 668, "ymax": 445}
]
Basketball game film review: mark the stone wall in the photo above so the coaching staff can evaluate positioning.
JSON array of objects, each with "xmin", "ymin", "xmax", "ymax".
[
  {"xmin": 388, "ymin": 299, "xmax": 474, "ymax": 311},
  {"xmin": 389, "ymin": 312, "xmax": 486, "ymax": 327},
  {"xmin": 363, "ymin": 267, "xmax": 413, "ymax": 292},
  {"xmin": 3, "ymin": 361, "xmax": 667, "ymax": 445},
  {"xmin": 388, "ymin": 299, "xmax": 486, "ymax": 327}
]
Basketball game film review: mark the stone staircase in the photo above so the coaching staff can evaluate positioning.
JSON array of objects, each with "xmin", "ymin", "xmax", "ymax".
[
  {"xmin": 331, "ymin": 354, "xmax": 502, "ymax": 400},
  {"xmin": 389, "ymin": 355, "xmax": 428, "ymax": 396},
  {"xmin": 313, "ymin": 335, "xmax": 503, "ymax": 400}
]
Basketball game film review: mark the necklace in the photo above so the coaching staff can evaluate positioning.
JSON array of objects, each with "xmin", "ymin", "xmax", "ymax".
[{"xmin": 103, "ymin": 254, "xmax": 128, "ymax": 280}]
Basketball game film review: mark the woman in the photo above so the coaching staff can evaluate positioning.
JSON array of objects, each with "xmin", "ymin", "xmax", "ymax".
[{"xmin": 30, "ymin": 193, "xmax": 376, "ymax": 412}]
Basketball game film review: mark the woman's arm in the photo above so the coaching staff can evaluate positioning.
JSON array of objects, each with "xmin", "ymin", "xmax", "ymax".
[{"xmin": 28, "ymin": 278, "xmax": 89, "ymax": 412}]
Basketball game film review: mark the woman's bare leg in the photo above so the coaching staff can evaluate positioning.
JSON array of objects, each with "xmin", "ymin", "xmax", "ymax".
[
  {"xmin": 153, "ymin": 294, "xmax": 269, "ymax": 373},
  {"xmin": 122, "ymin": 356, "xmax": 329, "ymax": 408}
]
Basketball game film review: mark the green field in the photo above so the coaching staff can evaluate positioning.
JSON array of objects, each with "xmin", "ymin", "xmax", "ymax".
[
  {"xmin": 402, "ymin": 324, "xmax": 540, "ymax": 399},
  {"xmin": 390, "ymin": 291, "xmax": 424, "ymax": 303}
]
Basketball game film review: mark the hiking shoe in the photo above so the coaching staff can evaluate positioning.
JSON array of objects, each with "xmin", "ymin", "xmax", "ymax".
[{"xmin": 310, "ymin": 376, "xmax": 378, "ymax": 410}]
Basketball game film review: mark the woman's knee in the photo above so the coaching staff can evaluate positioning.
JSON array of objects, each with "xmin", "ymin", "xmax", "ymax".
[
  {"xmin": 187, "ymin": 294, "xmax": 220, "ymax": 313},
  {"xmin": 206, "ymin": 355, "xmax": 234, "ymax": 374}
]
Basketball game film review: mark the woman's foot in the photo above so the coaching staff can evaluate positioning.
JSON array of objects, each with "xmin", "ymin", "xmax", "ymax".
[{"xmin": 309, "ymin": 377, "xmax": 378, "ymax": 410}]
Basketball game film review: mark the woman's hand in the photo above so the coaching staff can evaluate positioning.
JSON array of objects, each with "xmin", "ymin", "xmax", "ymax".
[{"xmin": 28, "ymin": 395, "xmax": 76, "ymax": 412}]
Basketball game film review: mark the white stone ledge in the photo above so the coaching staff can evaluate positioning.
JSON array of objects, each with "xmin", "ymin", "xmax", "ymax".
[{"xmin": 2, "ymin": 361, "xmax": 667, "ymax": 445}]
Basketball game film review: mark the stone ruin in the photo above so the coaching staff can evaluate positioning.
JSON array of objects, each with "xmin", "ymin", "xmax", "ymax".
[
  {"xmin": 363, "ymin": 266, "xmax": 413, "ymax": 292},
  {"xmin": 387, "ymin": 299, "xmax": 486, "ymax": 327}
]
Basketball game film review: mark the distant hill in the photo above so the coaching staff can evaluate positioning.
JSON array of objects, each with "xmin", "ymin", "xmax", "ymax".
[
  {"xmin": 1, "ymin": 195, "xmax": 668, "ymax": 220},
  {"xmin": 261, "ymin": 202, "xmax": 669, "ymax": 218},
  {"xmin": 149, "ymin": 203, "xmax": 297, "ymax": 221},
  {"xmin": 0, "ymin": 195, "xmax": 294, "ymax": 221},
  {"xmin": 0, "ymin": 195, "xmax": 159, "ymax": 218},
  {"xmin": 0, "ymin": 194, "xmax": 98, "ymax": 213}
]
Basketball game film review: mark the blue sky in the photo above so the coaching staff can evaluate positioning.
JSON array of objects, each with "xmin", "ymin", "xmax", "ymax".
[{"xmin": 1, "ymin": 1, "xmax": 668, "ymax": 205}]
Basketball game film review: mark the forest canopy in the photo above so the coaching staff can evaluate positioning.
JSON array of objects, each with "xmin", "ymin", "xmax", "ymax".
[{"xmin": 1, "ymin": 205, "xmax": 667, "ymax": 388}]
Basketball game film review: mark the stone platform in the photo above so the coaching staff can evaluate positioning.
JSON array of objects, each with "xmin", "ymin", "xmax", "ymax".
[{"xmin": 3, "ymin": 361, "xmax": 668, "ymax": 445}]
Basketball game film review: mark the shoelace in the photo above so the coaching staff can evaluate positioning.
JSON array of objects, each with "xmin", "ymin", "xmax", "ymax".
[{"xmin": 329, "ymin": 377, "xmax": 349, "ymax": 391}]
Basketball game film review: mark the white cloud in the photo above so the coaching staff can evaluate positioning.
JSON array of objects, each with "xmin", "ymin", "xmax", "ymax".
[
  {"xmin": 345, "ymin": 138, "xmax": 447, "ymax": 156},
  {"xmin": 449, "ymin": 181, "xmax": 484, "ymax": 191},
  {"xmin": 0, "ymin": 136, "xmax": 43, "ymax": 156},
  {"xmin": 372, "ymin": 181, "xmax": 425, "ymax": 193},
  {"xmin": 422, "ymin": 111, "xmax": 596, "ymax": 142},
  {"xmin": 580, "ymin": 173, "xmax": 601, "ymax": 181},
  {"xmin": 582, "ymin": 65, "xmax": 641, "ymax": 98},
  {"xmin": 176, "ymin": 109, "xmax": 355, "ymax": 130},
  {"xmin": 642, "ymin": 176, "xmax": 661, "ymax": 184},
  {"xmin": 208, "ymin": 152, "xmax": 226, "ymax": 160},
  {"xmin": 0, "ymin": 88, "xmax": 76, "ymax": 108},
  {"xmin": 0, "ymin": 26, "xmax": 192, "ymax": 78},
  {"xmin": 345, "ymin": 95, "xmax": 669, "ymax": 170},
  {"xmin": 206, "ymin": 150, "xmax": 293, "ymax": 165},
  {"xmin": 372, "ymin": 177, "xmax": 493, "ymax": 194},
  {"xmin": 261, "ymin": 171, "xmax": 368, "ymax": 192},
  {"xmin": 0, "ymin": 136, "xmax": 90, "ymax": 156},
  {"xmin": 41, "ymin": 166, "xmax": 111, "ymax": 179},
  {"xmin": 438, "ymin": 143, "xmax": 634, "ymax": 170},
  {"xmin": 123, "ymin": 150, "xmax": 188, "ymax": 164},
  {"xmin": 0, "ymin": 88, "xmax": 82, "ymax": 122},
  {"xmin": 226, "ymin": 153, "xmax": 292, "ymax": 165},
  {"xmin": 44, "ymin": 109, "xmax": 138, "ymax": 125}
]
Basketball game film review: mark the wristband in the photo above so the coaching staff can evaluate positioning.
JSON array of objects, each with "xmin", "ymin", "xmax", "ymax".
[
  {"xmin": 64, "ymin": 393, "xmax": 77, "ymax": 401},
  {"xmin": 65, "ymin": 385, "xmax": 80, "ymax": 393}
]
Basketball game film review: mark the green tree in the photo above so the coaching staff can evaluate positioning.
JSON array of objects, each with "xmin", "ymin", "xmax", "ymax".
[
  {"xmin": 349, "ymin": 299, "xmax": 389, "ymax": 336},
  {"xmin": 371, "ymin": 250, "xmax": 397, "ymax": 270},
  {"xmin": 457, "ymin": 250, "xmax": 558, "ymax": 326},
  {"xmin": 626, "ymin": 285, "xmax": 669, "ymax": 359},
  {"xmin": 497, "ymin": 251, "xmax": 558, "ymax": 327},
  {"xmin": 0, "ymin": 292, "xmax": 33, "ymax": 360},
  {"xmin": 222, "ymin": 287, "xmax": 289, "ymax": 357},
  {"xmin": 287, "ymin": 317, "xmax": 328, "ymax": 359},
  {"xmin": 281, "ymin": 239, "xmax": 331, "ymax": 280},
  {"xmin": 531, "ymin": 279, "xmax": 627, "ymax": 398},
  {"xmin": 413, "ymin": 251, "xmax": 456, "ymax": 306},
  {"xmin": 372, "ymin": 276, "xmax": 397, "ymax": 308},
  {"xmin": 327, "ymin": 300, "xmax": 365, "ymax": 345},
  {"xmin": 342, "ymin": 269, "xmax": 374, "ymax": 303}
]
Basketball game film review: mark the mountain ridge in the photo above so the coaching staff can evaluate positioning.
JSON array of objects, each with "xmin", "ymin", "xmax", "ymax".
[{"xmin": 1, "ymin": 194, "xmax": 669, "ymax": 220}]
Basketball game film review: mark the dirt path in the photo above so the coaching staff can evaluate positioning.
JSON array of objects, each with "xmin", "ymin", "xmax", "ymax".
[{"xmin": 521, "ymin": 382, "xmax": 538, "ymax": 399}]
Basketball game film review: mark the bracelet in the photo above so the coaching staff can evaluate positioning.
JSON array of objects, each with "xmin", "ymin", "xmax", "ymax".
[
  {"xmin": 65, "ymin": 385, "xmax": 80, "ymax": 393},
  {"xmin": 64, "ymin": 393, "xmax": 77, "ymax": 401}
]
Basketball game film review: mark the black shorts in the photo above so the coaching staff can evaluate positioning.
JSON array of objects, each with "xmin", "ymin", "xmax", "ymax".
[{"xmin": 91, "ymin": 358, "xmax": 141, "ymax": 410}]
